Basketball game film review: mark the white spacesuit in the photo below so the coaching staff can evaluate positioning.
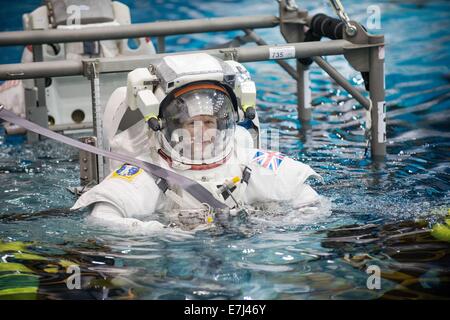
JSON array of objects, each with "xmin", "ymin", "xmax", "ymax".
[{"xmin": 71, "ymin": 53, "xmax": 322, "ymax": 233}]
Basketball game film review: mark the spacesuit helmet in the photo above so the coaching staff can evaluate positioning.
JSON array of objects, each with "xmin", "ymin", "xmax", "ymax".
[
  {"xmin": 125, "ymin": 53, "xmax": 258, "ymax": 168},
  {"xmin": 159, "ymin": 81, "xmax": 237, "ymax": 166}
]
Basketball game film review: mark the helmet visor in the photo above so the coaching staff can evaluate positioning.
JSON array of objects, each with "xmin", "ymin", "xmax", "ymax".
[{"xmin": 161, "ymin": 86, "xmax": 236, "ymax": 163}]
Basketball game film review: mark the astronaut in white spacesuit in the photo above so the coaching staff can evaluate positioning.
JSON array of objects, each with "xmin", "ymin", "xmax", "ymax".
[{"xmin": 71, "ymin": 53, "xmax": 322, "ymax": 233}]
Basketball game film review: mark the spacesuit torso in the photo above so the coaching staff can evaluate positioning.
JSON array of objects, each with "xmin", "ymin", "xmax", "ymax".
[
  {"xmin": 71, "ymin": 129, "xmax": 322, "ymax": 228},
  {"xmin": 70, "ymin": 53, "xmax": 323, "ymax": 232}
]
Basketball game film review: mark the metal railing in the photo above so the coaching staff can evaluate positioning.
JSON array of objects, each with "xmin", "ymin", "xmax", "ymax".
[{"xmin": 0, "ymin": 0, "xmax": 386, "ymax": 171}]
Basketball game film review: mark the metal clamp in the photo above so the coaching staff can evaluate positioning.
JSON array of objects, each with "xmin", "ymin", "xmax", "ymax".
[
  {"xmin": 83, "ymin": 59, "xmax": 100, "ymax": 79},
  {"xmin": 79, "ymin": 136, "xmax": 99, "ymax": 186},
  {"xmin": 219, "ymin": 48, "xmax": 238, "ymax": 61},
  {"xmin": 155, "ymin": 177, "xmax": 169, "ymax": 193},
  {"xmin": 281, "ymin": 0, "xmax": 298, "ymax": 11},
  {"xmin": 328, "ymin": 0, "xmax": 357, "ymax": 37}
]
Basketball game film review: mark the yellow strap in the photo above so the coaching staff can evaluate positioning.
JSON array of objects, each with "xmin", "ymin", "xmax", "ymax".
[
  {"xmin": 0, "ymin": 287, "xmax": 38, "ymax": 296},
  {"xmin": 0, "ymin": 262, "xmax": 33, "ymax": 273},
  {"xmin": 143, "ymin": 113, "xmax": 158, "ymax": 122},
  {"xmin": 231, "ymin": 176, "xmax": 240, "ymax": 184},
  {"xmin": 241, "ymin": 104, "xmax": 255, "ymax": 112}
]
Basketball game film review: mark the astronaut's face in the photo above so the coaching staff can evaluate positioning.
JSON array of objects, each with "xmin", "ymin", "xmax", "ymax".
[
  {"xmin": 182, "ymin": 115, "xmax": 217, "ymax": 140},
  {"xmin": 181, "ymin": 115, "xmax": 218, "ymax": 159},
  {"xmin": 162, "ymin": 87, "xmax": 235, "ymax": 163}
]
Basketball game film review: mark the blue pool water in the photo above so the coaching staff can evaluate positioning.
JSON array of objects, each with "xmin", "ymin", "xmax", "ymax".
[{"xmin": 0, "ymin": 0, "xmax": 449, "ymax": 299}]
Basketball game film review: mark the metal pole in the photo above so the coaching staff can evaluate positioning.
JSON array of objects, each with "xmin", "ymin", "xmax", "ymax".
[
  {"xmin": 0, "ymin": 16, "xmax": 279, "ymax": 46},
  {"xmin": 239, "ymin": 31, "xmax": 370, "ymax": 113},
  {"xmin": 27, "ymin": 44, "xmax": 48, "ymax": 143},
  {"xmin": 369, "ymin": 40, "xmax": 386, "ymax": 159},
  {"xmin": 296, "ymin": 61, "xmax": 312, "ymax": 122},
  {"xmin": 0, "ymin": 40, "xmax": 358, "ymax": 80},
  {"xmin": 217, "ymin": 40, "xmax": 348, "ymax": 62},
  {"xmin": 0, "ymin": 60, "xmax": 83, "ymax": 80},
  {"xmin": 89, "ymin": 61, "xmax": 105, "ymax": 181},
  {"xmin": 278, "ymin": 0, "xmax": 311, "ymax": 125},
  {"xmin": 313, "ymin": 56, "xmax": 371, "ymax": 110},
  {"xmin": 243, "ymin": 29, "xmax": 298, "ymax": 80},
  {"xmin": 157, "ymin": 36, "xmax": 166, "ymax": 53}
]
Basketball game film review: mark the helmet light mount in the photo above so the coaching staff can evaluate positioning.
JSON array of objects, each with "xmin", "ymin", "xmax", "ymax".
[
  {"xmin": 126, "ymin": 53, "xmax": 258, "ymax": 132},
  {"xmin": 124, "ymin": 53, "xmax": 259, "ymax": 167}
]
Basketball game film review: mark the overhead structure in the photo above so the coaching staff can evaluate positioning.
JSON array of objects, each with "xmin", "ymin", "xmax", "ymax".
[{"xmin": 0, "ymin": 0, "xmax": 386, "ymax": 187}]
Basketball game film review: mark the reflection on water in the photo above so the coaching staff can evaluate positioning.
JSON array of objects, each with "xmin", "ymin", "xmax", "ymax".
[
  {"xmin": 0, "ymin": 0, "xmax": 449, "ymax": 299},
  {"xmin": 1, "ymin": 218, "xmax": 448, "ymax": 299},
  {"xmin": 322, "ymin": 219, "xmax": 450, "ymax": 299}
]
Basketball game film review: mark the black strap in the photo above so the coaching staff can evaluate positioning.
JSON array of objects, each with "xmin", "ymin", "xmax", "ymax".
[
  {"xmin": 242, "ymin": 166, "xmax": 252, "ymax": 184},
  {"xmin": 155, "ymin": 177, "xmax": 169, "ymax": 193}
]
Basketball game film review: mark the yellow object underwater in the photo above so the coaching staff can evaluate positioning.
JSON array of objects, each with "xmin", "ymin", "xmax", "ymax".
[
  {"xmin": 431, "ymin": 218, "xmax": 450, "ymax": 242},
  {"xmin": 431, "ymin": 209, "xmax": 450, "ymax": 242},
  {"xmin": 0, "ymin": 241, "xmax": 79, "ymax": 299}
]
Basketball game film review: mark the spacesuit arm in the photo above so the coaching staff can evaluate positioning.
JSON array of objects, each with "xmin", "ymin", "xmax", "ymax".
[
  {"xmin": 289, "ymin": 184, "xmax": 321, "ymax": 209},
  {"xmin": 71, "ymin": 164, "xmax": 164, "ymax": 225},
  {"xmin": 246, "ymin": 151, "xmax": 323, "ymax": 207},
  {"xmin": 87, "ymin": 202, "xmax": 165, "ymax": 235}
]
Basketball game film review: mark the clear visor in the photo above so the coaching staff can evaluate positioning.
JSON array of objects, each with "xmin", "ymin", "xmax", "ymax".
[{"xmin": 160, "ymin": 88, "xmax": 236, "ymax": 163}]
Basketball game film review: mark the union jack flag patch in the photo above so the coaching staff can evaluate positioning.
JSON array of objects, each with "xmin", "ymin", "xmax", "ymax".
[{"xmin": 252, "ymin": 150, "xmax": 285, "ymax": 172}]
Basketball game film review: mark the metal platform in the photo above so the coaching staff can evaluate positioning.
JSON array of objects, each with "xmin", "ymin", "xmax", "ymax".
[{"xmin": 0, "ymin": 0, "xmax": 386, "ymax": 184}]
